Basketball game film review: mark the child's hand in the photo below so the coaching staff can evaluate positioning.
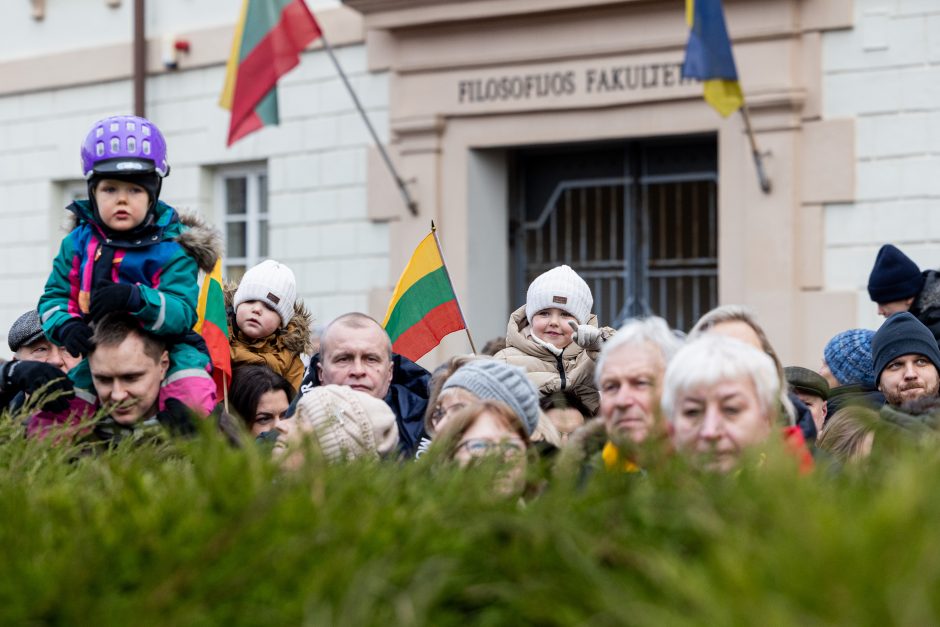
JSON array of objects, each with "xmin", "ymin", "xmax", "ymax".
[
  {"xmin": 89, "ymin": 284, "xmax": 143, "ymax": 321},
  {"xmin": 57, "ymin": 319, "xmax": 94, "ymax": 358},
  {"xmin": 567, "ymin": 321, "xmax": 603, "ymax": 350}
]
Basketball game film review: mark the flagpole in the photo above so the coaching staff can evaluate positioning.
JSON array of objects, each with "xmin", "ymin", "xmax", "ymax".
[
  {"xmin": 739, "ymin": 105, "xmax": 772, "ymax": 194},
  {"xmin": 430, "ymin": 221, "xmax": 478, "ymax": 355},
  {"xmin": 318, "ymin": 31, "xmax": 419, "ymax": 217},
  {"xmin": 222, "ymin": 371, "xmax": 229, "ymax": 414}
]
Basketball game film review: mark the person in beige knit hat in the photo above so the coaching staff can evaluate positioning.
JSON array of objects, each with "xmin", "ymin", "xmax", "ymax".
[
  {"xmin": 273, "ymin": 384, "xmax": 399, "ymax": 467},
  {"xmin": 494, "ymin": 264, "xmax": 616, "ymax": 414}
]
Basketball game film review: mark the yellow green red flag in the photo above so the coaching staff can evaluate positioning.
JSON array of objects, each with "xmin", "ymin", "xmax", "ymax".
[
  {"xmin": 194, "ymin": 259, "xmax": 232, "ymax": 398},
  {"xmin": 219, "ymin": 0, "xmax": 322, "ymax": 145},
  {"xmin": 383, "ymin": 232, "xmax": 467, "ymax": 362}
]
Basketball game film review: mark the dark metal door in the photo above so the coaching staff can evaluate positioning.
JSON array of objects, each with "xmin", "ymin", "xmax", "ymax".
[{"xmin": 510, "ymin": 136, "xmax": 718, "ymax": 332}]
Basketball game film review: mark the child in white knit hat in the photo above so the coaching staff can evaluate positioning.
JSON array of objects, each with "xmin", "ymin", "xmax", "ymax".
[
  {"xmin": 494, "ymin": 264, "xmax": 615, "ymax": 414},
  {"xmin": 229, "ymin": 259, "xmax": 313, "ymax": 390}
]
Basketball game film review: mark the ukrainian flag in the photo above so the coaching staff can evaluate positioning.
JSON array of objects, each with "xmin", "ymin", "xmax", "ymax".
[{"xmin": 681, "ymin": 0, "xmax": 744, "ymax": 117}]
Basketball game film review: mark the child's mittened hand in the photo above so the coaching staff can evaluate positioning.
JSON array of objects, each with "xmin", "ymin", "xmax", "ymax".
[
  {"xmin": 58, "ymin": 319, "xmax": 94, "ymax": 358},
  {"xmin": 567, "ymin": 321, "xmax": 603, "ymax": 350},
  {"xmin": 89, "ymin": 284, "xmax": 143, "ymax": 321}
]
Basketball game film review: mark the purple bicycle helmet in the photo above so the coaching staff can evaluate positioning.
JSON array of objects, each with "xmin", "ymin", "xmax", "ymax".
[{"xmin": 80, "ymin": 115, "xmax": 170, "ymax": 180}]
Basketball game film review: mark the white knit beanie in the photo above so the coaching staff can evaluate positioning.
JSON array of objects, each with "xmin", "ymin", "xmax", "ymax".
[
  {"xmin": 525, "ymin": 265, "xmax": 592, "ymax": 325},
  {"xmin": 233, "ymin": 259, "xmax": 297, "ymax": 327},
  {"xmin": 295, "ymin": 385, "xmax": 399, "ymax": 462}
]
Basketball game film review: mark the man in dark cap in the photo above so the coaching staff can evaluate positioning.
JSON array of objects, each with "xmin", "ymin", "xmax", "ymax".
[
  {"xmin": 868, "ymin": 244, "xmax": 940, "ymax": 342},
  {"xmin": 785, "ymin": 366, "xmax": 829, "ymax": 432},
  {"xmin": 872, "ymin": 312, "xmax": 940, "ymax": 408},
  {"xmin": 0, "ymin": 310, "xmax": 76, "ymax": 413},
  {"xmin": 8, "ymin": 310, "xmax": 76, "ymax": 373}
]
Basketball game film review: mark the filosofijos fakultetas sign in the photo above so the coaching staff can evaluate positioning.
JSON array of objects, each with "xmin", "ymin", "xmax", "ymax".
[
  {"xmin": 458, "ymin": 61, "xmax": 693, "ymax": 104},
  {"xmin": 401, "ymin": 53, "xmax": 702, "ymax": 115}
]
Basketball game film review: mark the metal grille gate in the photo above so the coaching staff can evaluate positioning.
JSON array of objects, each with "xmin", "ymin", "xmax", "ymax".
[{"xmin": 510, "ymin": 137, "xmax": 718, "ymax": 332}]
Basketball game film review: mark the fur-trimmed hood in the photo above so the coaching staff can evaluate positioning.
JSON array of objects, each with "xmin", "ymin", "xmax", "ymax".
[
  {"xmin": 176, "ymin": 211, "xmax": 222, "ymax": 274},
  {"xmin": 224, "ymin": 282, "xmax": 314, "ymax": 356},
  {"xmin": 65, "ymin": 201, "xmax": 221, "ymax": 273}
]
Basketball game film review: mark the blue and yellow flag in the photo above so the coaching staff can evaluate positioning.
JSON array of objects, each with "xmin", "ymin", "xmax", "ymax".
[{"xmin": 681, "ymin": 0, "xmax": 744, "ymax": 117}]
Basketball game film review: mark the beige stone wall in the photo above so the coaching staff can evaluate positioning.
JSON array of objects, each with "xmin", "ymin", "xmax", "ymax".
[{"xmin": 349, "ymin": 0, "xmax": 858, "ymax": 367}]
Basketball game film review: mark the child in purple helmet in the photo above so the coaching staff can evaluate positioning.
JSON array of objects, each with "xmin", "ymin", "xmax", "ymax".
[{"xmin": 31, "ymin": 115, "xmax": 221, "ymax": 434}]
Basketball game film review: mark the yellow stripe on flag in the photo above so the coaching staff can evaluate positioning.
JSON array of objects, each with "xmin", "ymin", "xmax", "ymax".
[
  {"xmin": 195, "ymin": 258, "xmax": 225, "ymax": 334},
  {"xmin": 382, "ymin": 233, "xmax": 444, "ymax": 327},
  {"xmin": 219, "ymin": 0, "xmax": 250, "ymax": 110},
  {"xmin": 686, "ymin": 0, "xmax": 694, "ymax": 27},
  {"xmin": 703, "ymin": 79, "xmax": 744, "ymax": 117}
]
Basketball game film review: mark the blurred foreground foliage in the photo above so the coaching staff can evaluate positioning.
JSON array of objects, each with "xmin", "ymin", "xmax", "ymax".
[{"xmin": 1, "ymin": 413, "xmax": 939, "ymax": 627}]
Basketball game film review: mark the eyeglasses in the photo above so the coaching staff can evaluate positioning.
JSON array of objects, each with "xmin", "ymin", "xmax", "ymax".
[
  {"xmin": 432, "ymin": 402, "xmax": 466, "ymax": 423},
  {"xmin": 456, "ymin": 438, "xmax": 525, "ymax": 458}
]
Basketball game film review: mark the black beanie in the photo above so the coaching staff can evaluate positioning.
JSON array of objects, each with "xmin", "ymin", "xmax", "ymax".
[
  {"xmin": 868, "ymin": 244, "xmax": 924, "ymax": 303},
  {"xmin": 872, "ymin": 312, "xmax": 940, "ymax": 385}
]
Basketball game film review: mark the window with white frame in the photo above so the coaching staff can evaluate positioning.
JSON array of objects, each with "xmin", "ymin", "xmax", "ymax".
[{"xmin": 216, "ymin": 165, "xmax": 268, "ymax": 282}]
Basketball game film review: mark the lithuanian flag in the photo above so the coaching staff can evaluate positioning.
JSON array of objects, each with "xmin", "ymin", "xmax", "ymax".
[
  {"xmin": 383, "ymin": 232, "xmax": 468, "ymax": 362},
  {"xmin": 681, "ymin": 0, "xmax": 744, "ymax": 117},
  {"xmin": 219, "ymin": 0, "xmax": 322, "ymax": 146},
  {"xmin": 195, "ymin": 259, "xmax": 232, "ymax": 398}
]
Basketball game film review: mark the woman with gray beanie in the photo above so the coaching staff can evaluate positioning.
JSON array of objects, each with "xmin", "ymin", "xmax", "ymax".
[{"xmin": 435, "ymin": 359, "xmax": 542, "ymax": 438}]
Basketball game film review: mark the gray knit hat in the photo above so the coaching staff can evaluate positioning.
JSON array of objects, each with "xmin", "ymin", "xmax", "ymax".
[
  {"xmin": 442, "ymin": 360, "xmax": 539, "ymax": 434},
  {"xmin": 8, "ymin": 310, "xmax": 45, "ymax": 353}
]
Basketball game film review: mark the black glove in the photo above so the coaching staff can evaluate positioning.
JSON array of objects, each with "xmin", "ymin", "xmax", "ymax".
[
  {"xmin": 89, "ymin": 284, "xmax": 143, "ymax": 322},
  {"xmin": 156, "ymin": 398, "xmax": 198, "ymax": 437},
  {"xmin": 2, "ymin": 360, "xmax": 74, "ymax": 412},
  {"xmin": 57, "ymin": 319, "xmax": 94, "ymax": 358}
]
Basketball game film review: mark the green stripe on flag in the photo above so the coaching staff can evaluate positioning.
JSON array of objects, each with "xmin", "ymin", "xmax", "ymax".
[
  {"xmin": 384, "ymin": 267, "xmax": 456, "ymax": 343},
  {"xmin": 240, "ymin": 0, "xmax": 294, "ymax": 60}
]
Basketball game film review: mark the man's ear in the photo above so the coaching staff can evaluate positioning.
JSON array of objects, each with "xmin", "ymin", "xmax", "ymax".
[
  {"xmin": 821, "ymin": 401, "xmax": 828, "ymax": 418},
  {"xmin": 316, "ymin": 360, "xmax": 324, "ymax": 382},
  {"xmin": 159, "ymin": 350, "xmax": 170, "ymax": 378}
]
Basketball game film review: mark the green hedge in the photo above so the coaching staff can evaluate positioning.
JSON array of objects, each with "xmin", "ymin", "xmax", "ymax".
[{"xmin": 1, "ymin": 416, "xmax": 939, "ymax": 626}]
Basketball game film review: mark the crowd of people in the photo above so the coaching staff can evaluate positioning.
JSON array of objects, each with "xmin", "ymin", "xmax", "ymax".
[{"xmin": 2, "ymin": 114, "xmax": 938, "ymax": 499}]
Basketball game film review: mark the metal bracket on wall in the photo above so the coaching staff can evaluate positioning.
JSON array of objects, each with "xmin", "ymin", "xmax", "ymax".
[
  {"xmin": 30, "ymin": 0, "xmax": 45, "ymax": 20},
  {"xmin": 106, "ymin": 0, "xmax": 122, "ymax": 6}
]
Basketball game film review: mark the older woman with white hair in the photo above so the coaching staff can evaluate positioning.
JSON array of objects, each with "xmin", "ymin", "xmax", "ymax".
[
  {"xmin": 662, "ymin": 335, "xmax": 812, "ymax": 473},
  {"xmin": 689, "ymin": 304, "xmax": 821, "ymax": 442}
]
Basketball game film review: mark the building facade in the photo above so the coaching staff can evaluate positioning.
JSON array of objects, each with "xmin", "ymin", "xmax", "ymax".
[{"xmin": 0, "ymin": 0, "xmax": 938, "ymax": 368}]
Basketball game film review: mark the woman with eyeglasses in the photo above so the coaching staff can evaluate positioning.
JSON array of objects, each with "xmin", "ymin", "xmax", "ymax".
[{"xmin": 432, "ymin": 400, "xmax": 532, "ymax": 498}]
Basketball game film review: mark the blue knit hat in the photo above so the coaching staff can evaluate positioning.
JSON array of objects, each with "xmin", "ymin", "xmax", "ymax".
[
  {"xmin": 868, "ymin": 244, "xmax": 924, "ymax": 303},
  {"xmin": 872, "ymin": 312, "xmax": 940, "ymax": 386},
  {"xmin": 823, "ymin": 329, "xmax": 875, "ymax": 388}
]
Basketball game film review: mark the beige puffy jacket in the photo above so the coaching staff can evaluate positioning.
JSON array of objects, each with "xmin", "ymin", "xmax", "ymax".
[{"xmin": 493, "ymin": 306, "xmax": 615, "ymax": 414}]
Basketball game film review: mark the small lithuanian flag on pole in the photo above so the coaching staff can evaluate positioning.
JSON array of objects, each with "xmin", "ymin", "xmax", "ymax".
[
  {"xmin": 383, "ymin": 226, "xmax": 474, "ymax": 362},
  {"xmin": 194, "ymin": 259, "xmax": 232, "ymax": 400}
]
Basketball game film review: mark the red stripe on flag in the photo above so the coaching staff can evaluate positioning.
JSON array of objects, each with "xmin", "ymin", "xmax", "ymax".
[
  {"xmin": 202, "ymin": 321, "xmax": 232, "ymax": 398},
  {"xmin": 228, "ymin": 0, "xmax": 321, "ymax": 145},
  {"xmin": 228, "ymin": 110, "xmax": 264, "ymax": 148},
  {"xmin": 391, "ymin": 300, "xmax": 465, "ymax": 363}
]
